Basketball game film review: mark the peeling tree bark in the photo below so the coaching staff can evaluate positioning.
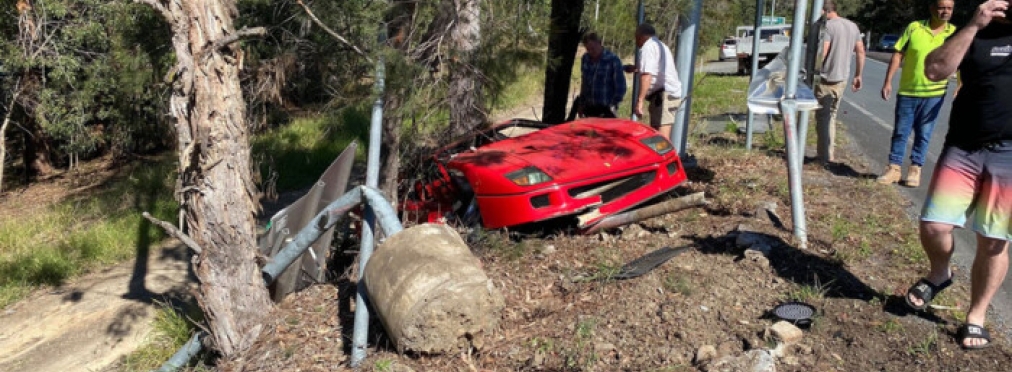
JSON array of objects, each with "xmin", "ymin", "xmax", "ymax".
[
  {"xmin": 136, "ymin": 0, "xmax": 272, "ymax": 357},
  {"xmin": 0, "ymin": 86, "xmax": 19, "ymax": 192},
  {"xmin": 446, "ymin": 0, "xmax": 486, "ymax": 137}
]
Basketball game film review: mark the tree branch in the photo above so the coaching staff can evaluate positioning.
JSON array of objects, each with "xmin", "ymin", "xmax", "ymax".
[
  {"xmin": 295, "ymin": 0, "xmax": 373, "ymax": 63},
  {"xmin": 209, "ymin": 27, "xmax": 268, "ymax": 53},
  {"xmin": 134, "ymin": 0, "xmax": 174, "ymax": 23},
  {"xmin": 142, "ymin": 212, "xmax": 203, "ymax": 254}
]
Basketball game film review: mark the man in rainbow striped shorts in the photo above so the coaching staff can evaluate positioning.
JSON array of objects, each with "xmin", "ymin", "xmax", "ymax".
[{"xmin": 907, "ymin": 0, "xmax": 1012, "ymax": 350}]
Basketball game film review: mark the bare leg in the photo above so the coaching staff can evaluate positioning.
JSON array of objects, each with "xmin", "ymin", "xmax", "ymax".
[
  {"xmin": 909, "ymin": 221, "xmax": 956, "ymax": 308},
  {"xmin": 659, "ymin": 124, "xmax": 672, "ymax": 139},
  {"xmin": 964, "ymin": 234, "xmax": 1009, "ymax": 348}
]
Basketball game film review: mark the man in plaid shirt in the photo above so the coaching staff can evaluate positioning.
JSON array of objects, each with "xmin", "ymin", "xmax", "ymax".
[{"xmin": 570, "ymin": 32, "xmax": 627, "ymax": 120}]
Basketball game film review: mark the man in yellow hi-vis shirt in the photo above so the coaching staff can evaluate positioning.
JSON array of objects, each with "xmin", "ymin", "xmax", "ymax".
[{"xmin": 877, "ymin": 0, "xmax": 957, "ymax": 187}]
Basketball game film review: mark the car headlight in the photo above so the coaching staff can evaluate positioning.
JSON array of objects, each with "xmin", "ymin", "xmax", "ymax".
[
  {"xmin": 640, "ymin": 136, "xmax": 674, "ymax": 155},
  {"xmin": 505, "ymin": 166, "xmax": 553, "ymax": 186}
]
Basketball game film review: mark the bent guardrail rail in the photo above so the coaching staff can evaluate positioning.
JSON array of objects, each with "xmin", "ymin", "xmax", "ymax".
[
  {"xmin": 745, "ymin": 49, "xmax": 818, "ymax": 115},
  {"xmin": 156, "ymin": 185, "xmax": 403, "ymax": 372}
]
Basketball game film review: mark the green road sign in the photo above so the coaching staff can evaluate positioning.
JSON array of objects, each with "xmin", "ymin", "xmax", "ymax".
[{"xmin": 762, "ymin": 16, "xmax": 786, "ymax": 25}]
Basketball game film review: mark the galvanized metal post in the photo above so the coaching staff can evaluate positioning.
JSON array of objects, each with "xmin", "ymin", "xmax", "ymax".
[
  {"xmin": 351, "ymin": 30, "xmax": 386, "ymax": 367},
  {"xmin": 781, "ymin": 0, "xmax": 809, "ymax": 248},
  {"xmin": 671, "ymin": 0, "xmax": 702, "ymax": 159},
  {"xmin": 797, "ymin": 0, "xmax": 825, "ymax": 164},
  {"xmin": 745, "ymin": 0, "xmax": 765, "ymax": 151},
  {"xmin": 155, "ymin": 332, "xmax": 205, "ymax": 372},
  {"xmin": 631, "ymin": 0, "xmax": 645, "ymax": 120}
]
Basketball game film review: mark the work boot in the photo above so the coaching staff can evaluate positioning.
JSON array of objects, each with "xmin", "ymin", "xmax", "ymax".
[
  {"xmin": 877, "ymin": 164, "xmax": 902, "ymax": 184},
  {"xmin": 904, "ymin": 165, "xmax": 922, "ymax": 187}
]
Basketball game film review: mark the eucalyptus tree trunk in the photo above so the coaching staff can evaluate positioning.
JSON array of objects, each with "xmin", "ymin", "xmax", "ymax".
[
  {"xmin": 542, "ymin": 0, "xmax": 585, "ymax": 124},
  {"xmin": 0, "ymin": 88, "xmax": 17, "ymax": 192},
  {"xmin": 137, "ymin": 0, "xmax": 271, "ymax": 357},
  {"xmin": 446, "ymin": 0, "xmax": 485, "ymax": 137},
  {"xmin": 379, "ymin": 93, "xmax": 402, "ymax": 203}
]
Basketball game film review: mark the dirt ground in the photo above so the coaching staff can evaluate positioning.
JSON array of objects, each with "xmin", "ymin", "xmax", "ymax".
[
  {"xmin": 0, "ymin": 163, "xmax": 194, "ymax": 372},
  {"xmin": 218, "ymin": 132, "xmax": 1012, "ymax": 372},
  {"xmin": 6, "ymin": 61, "xmax": 1012, "ymax": 371}
]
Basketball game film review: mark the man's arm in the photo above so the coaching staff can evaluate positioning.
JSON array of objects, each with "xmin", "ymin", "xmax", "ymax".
[
  {"xmin": 612, "ymin": 58, "xmax": 627, "ymax": 106},
  {"xmin": 852, "ymin": 39, "xmax": 865, "ymax": 91},
  {"xmin": 821, "ymin": 40, "xmax": 830, "ymax": 64},
  {"xmin": 635, "ymin": 73, "xmax": 652, "ymax": 117},
  {"xmin": 925, "ymin": 0, "xmax": 1008, "ymax": 81},
  {"xmin": 881, "ymin": 51, "xmax": 903, "ymax": 100},
  {"xmin": 579, "ymin": 55, "xmax": 591, "ymax": 97}
]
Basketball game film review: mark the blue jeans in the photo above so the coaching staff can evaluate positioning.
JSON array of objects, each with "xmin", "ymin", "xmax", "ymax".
[{"xmin": 888, "ymin": 95, "xmax": 944, "ymax": 167}]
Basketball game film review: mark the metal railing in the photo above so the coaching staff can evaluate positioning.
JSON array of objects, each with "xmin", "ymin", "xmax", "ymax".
[{"xmin": 156, "ymin": 185, "xmax": 403, "ymax": 372}]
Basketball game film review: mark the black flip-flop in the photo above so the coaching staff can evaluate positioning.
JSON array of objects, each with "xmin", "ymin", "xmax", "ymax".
[
  {"xmin": 957, "ymin": 323, "xmax": 992, "ymax": 350},
  {"xmin": 904, "ymin": 277, "xmax": 953, "ymax": 311}
]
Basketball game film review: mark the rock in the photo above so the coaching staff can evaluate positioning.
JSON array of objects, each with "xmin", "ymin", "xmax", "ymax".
[
  {"xmin": 748, "ymin": 349, "xmax": 777, "ymax": 372},
  {"xmin": 598, "ymin": 232, "xmax": 614, "ymax": 242},
  {"xmin": 766, "ymin": 321, "xmax": 804, "ymax": 345},
  {"xmin": 753, "ymin": 201, "xmax": 780, "ymax": 224},
  {"xmin": 622, "ymin": 223, "xmax": 647, "ymax": 240},
  {"xmin": 743, "ymin": 249, "xmax": 770, "ymax": 268},
  {"xmin": 532, "ymin": 351, "xmax": 546, "ymax": 366},
  {"xmin": 595, "ymin": 342, "xmax": 616, "ymax": 353},
  {"xmin": 695, "ymin": 345, "xmax": 718, "ymax": 364},
  {"xmin": 539, "ymin": 244, "xmax": 557, "ymax": 255},
  {"xmin": 703, "ymin": 349, "xmax": 776, "ymax": 372},
  {"xmin": 735, "ymin": 231, "xmax": 760, "ymax": 248},
  {"xmin": 795, "ymin": 343, "xmax": 813, "ymax": 355},
  {"xmin": 364, "ymin": 224, "xmax": 504, "ymax": 354},
  {"xmin": 717, "ymin": 340, "xmax": 740, "ymax": 357},
  {"xmin": 782, "ymin": 355, "xmax": 799, "ymax": 366},
  {"xmin": 747, "ymin": 242, "xmax": 772, "ymax": 256}
]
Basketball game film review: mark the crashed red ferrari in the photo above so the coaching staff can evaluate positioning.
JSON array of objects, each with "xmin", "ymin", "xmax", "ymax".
[{"xmin": 402, "ymin": 118, "xmax": 688, "ymax": 230}]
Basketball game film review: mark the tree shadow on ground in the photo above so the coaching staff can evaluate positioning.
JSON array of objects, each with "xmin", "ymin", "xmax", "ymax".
[
  {"xmin": 687, "ymin": 232, "xmax": 878, "ymax": 301},
  {"xmin": 804, "ymin": 157, "xmax": 878, "ymax": 179},
  {"xmin": 684, "ymin": 232, "xmax": 949, "ymax": 325}
]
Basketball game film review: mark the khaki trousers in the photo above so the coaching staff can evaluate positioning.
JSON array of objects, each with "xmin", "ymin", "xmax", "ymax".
[
  {"xmin": 648, "ymin": 94, "xmax": 683, "ymax": 129},
  {"xmin": 815, "ymin": 80, "xmax": 846, "ymax": 163}
]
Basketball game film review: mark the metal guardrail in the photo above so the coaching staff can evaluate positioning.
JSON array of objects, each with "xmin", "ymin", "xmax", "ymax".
[
  {"xmin": 156, "ymin": 185, "xmax": 403, "ymax": 372},
  {"xmin": 745, "ymin": 51, "xmax": 818, "ymax": 114}
]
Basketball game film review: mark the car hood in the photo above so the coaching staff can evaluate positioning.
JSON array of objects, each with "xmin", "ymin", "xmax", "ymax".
[{"xmin": 448, "ymin": 118, "xmax": 668, "ymax": 194}]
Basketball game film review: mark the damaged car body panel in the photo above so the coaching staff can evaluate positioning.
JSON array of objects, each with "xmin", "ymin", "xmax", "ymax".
[{"xmin": 402, "ymin": 118, "xmax": 688, "ymax": 229}]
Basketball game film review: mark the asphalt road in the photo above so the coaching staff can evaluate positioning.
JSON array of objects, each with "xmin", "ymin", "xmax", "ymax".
[{"xmin": 834, "ymin": 52, "xmax": 1012, "ymax": 336}]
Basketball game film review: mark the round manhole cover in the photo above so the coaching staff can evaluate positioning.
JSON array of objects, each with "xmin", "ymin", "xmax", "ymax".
[{"xmin": 772, "ymin": 301, "xmax": 815, "ymax": 326}]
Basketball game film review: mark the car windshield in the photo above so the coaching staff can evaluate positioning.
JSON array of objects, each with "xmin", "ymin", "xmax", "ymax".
[
  {"xmin": 881, "ymin": 35, "xmax": 899, "ymax": 42},
  {"xmin": 724, "ymin": 39, "xmax": 737, "ymax": 45}
]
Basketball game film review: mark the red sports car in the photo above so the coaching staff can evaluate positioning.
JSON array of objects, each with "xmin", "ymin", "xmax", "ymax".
[{"xmin": 402, "ymin": 118, "xmax": 688, "ymax": 230}]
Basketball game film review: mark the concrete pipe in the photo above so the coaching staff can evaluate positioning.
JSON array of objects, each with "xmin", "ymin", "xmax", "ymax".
[{"xmin": 364, "ymin": 223, "xmax": 504, "ymax": 354}]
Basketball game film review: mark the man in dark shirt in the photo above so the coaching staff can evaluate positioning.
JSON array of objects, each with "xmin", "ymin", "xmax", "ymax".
[
  {"xmin": 907, "ymin": 0, "xmax": 1012, "ymax": 350},
  {"xmin": 568, "ymin": 32, "xmax": 626, "ymax": 121}
]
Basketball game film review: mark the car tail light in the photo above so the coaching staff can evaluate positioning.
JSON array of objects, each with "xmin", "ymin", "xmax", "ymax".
[
  {"xmin": 505, "ymin": 166, "xmax": 553, "ymax": 186},
  {"xmin": 640, "ymin": 136, "xmax": 674, "ymax": 155}
]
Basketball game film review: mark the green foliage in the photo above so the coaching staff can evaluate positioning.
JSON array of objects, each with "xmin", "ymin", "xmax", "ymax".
[
  {"xmin": 251, "ymin": 108, "xmax": 368, "ymax": 192},
  {"xmin": 119, "ymin": 302, "xmax": 206, "ymax": 372},
  {"xmin": 0, "ymin": 158, "xmax": 177, "ymax": 308},
  {"xmin": 0, "ymin": 0, "xmax": 174, "ymax": 167}
]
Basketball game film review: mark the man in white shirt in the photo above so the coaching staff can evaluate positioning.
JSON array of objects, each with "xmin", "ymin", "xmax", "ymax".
[{"xmin": 628, "ymin": 23, "xmax": 683, "ymax": 138}]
